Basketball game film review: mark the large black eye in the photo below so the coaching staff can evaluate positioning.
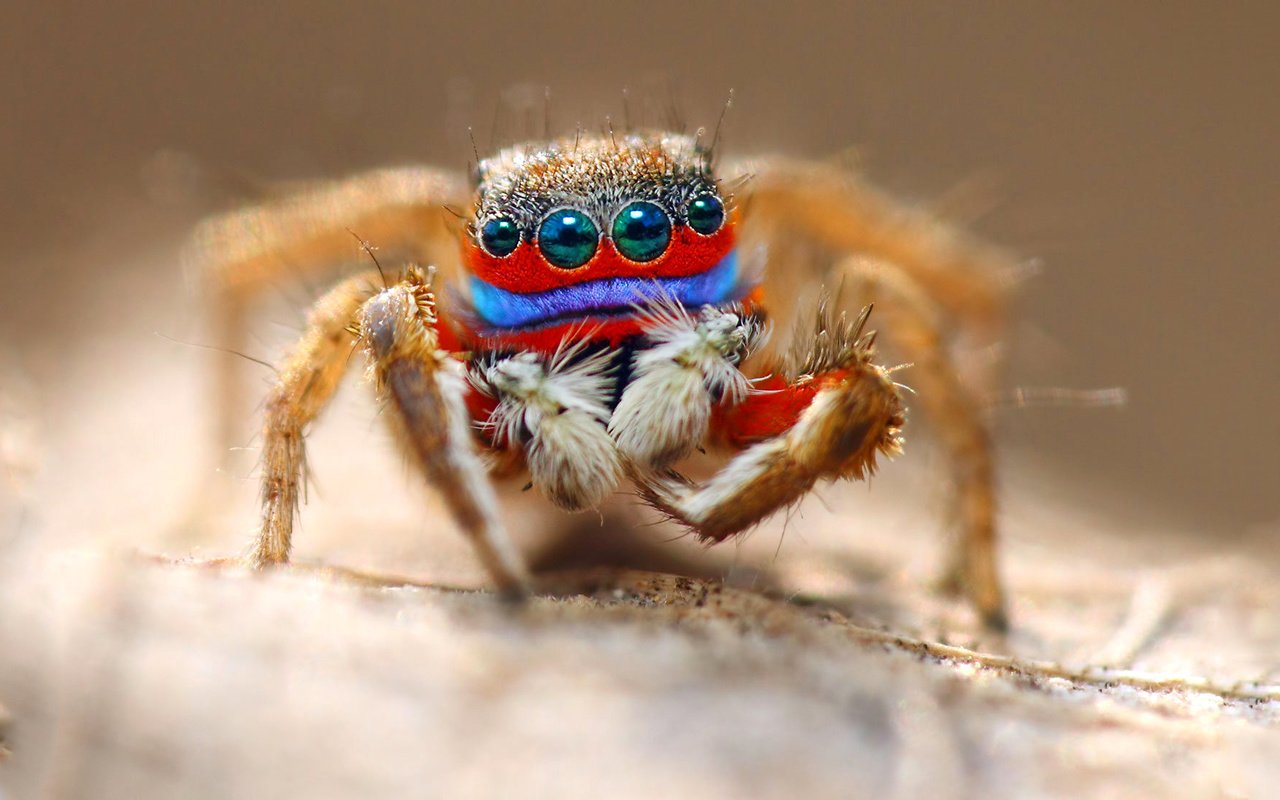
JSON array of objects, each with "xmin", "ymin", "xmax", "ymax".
[
  {"xmin": 537, "ymin": 209, "xmax": 599, "ymax": 269},
  {"xmin": 687, "ymin": 193, "xmax": 725, "ymax": 236},
  {"xmin": 611, "ymin": 201, "xmax": 671, "ymax": 262},
  {"xmin": 479, "ymin": 216, "xmax": 520, "ymax": 257}
]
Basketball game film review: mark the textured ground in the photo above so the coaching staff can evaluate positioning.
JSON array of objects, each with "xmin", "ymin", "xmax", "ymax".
[{"xmin": 1, "ymin": 534, "xmax": 1278, "ymax": 799}]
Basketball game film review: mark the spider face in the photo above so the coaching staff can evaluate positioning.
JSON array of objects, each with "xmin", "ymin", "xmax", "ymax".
[{"xmin": 463, "ymin": 133, "xmax": 746, "ymax": 351}]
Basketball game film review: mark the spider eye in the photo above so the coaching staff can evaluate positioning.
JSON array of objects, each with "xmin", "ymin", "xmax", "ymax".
[
  {"xmin": 686, "ymin": 193, "xmax": 725, "ymax": 236},
  {"xmin": 479, "ymin": 216, "xmax": 520, "ymax": 257},
  {"xmin": 537, "ymin": 209, "xmax": 599, "ymax": 269},
  {"xmin": 611, "ymin": 201, "xmax": 671, "ymax": 263}
]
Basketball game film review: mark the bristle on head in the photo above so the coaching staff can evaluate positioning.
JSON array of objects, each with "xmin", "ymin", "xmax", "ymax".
[{"xmin": 471, "ymin": 132, "xmax": 720, "ymax": 237}]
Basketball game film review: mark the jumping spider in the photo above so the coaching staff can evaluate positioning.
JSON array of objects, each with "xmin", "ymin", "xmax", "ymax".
[{"xmin": 194, "ymin": 128, "xmax": 1015, "ymax": 629}]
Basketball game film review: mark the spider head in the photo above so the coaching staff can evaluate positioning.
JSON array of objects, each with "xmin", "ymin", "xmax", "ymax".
[{"xmin": 461, "ymin": 132, "xmax": 744, "ymax": 341}]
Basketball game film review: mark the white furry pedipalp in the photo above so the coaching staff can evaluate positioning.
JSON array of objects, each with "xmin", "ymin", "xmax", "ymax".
[
  {"xmin": 609, "ymin": 301, "xmax": 766, "ymax": 467},
  {"xmin": 471, "ymin": 343, "xmax": 622, "ymax": 510}
]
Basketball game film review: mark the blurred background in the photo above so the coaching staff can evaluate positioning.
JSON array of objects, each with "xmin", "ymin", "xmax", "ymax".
[{"xmin": 1, "ymin": 2, "xmax": 1275, "ymax": 540}]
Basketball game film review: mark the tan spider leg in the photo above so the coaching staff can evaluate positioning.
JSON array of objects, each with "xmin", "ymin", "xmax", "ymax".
[
  {"xmin": 188, "ymin": 168, "xmax": 466, "ymax": 468},
  {"xmin": 840, "ymin": 257, "xmax": 1006, "ymax": 630},
  {"xmin": 254, "ymin": 271, "xmax": 383, "ymax": 566},
  {"xmin": 636, "ymin": 327, "xmax": 905, "ymax": 547},
  {"xmin": 253, "ymin": 266, "xmax": 529, "ymax": 594},
  {"xmin": 736, "ymin": 161, "xmax": 1013, "ymax": 628},
  {"xmin": 735, "ymin": 159, "xmax": 1014, "ymax": 345},
  {"xmin": 357, "ymin": 271, "xmax": 530, "ymax": 596}
]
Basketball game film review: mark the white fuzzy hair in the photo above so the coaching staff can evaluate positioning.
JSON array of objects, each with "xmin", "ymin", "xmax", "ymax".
[
  {"xmin": 609, "ymin": 301, "xmax": 766, "ymax": 467},
  {"xmin": 471, "ymin": 340, "xmax": 622, "ymax": 510}
]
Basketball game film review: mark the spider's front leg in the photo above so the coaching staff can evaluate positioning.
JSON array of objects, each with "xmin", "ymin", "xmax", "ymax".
[
  {"xmin": 357, "ymin": 271, "xmax": 530, "ymax": 594},
  {"xmin": 733, "ymin": 161, "xmax": 1015, "ymax": 628},
  {"xmin": 254, "ymin": 267, "xmax": 529, "ymax": 595},
  {"xmin": 631, "ymin": 306, "xmax": 905, "ymax": 547}
]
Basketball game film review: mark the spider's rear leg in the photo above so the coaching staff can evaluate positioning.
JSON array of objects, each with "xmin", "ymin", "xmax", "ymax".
[
  {"xmin": 835, "ymin": 257, "xmax": 1005, "ymax": 629},
  {"xmin": 635, "ymin": 308, "xmax": 904, "ymax": 557},
  {"xmin": 189, "ymin": 167, "xmax": 466, "ymax": 473},
  {"xmin": 731, "ymin": 159, "xmax": 1015, "ymax": 341},
  {"xmin": 735, "ymin": 161, "xmax": 1015, "ymax": 629}
]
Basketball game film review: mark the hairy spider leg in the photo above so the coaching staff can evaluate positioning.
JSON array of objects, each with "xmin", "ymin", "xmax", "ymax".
[
  {"xmin": 735, "ymin": 160, "xmax": 1016, "ymax": 629},
  {"xmin": 641, "ymin": 304, "xmax": 905, "ymax": 544},
  {"xmin": 190, "ymin": 167, "xmax": 467, "ymax": 472},
  {"xmin": 835, "ymin": 257, "xmax": 1004, "ymax": 627},
  {"xmin": 253, "ymin": 266, "xmax": 529, "ymax": 594},
  {"xmin": 358, "ymin": 270, "xmax": 530, "ymax": 595},
  {"xmin": 255, "ymin": 271, "xmax": 383, "ymax": 566},
  {"xmin": 733, "ymin": 159, "xmax": 1013, "ymax": 338}
]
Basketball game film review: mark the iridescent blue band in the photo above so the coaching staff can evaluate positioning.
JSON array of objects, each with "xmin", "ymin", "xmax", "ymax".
[{"xmin": 469, "ymin": 249, "xmax": 740, "ymax": 329}]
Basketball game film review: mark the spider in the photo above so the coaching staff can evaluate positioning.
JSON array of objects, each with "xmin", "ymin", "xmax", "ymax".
[{"xmin": 193, "ymin": 127, "xmax": 1016, "ymax": 629}]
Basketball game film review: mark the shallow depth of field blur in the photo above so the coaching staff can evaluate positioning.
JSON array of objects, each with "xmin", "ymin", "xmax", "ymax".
[{"xmin": 0, "ymin": 3, "xmax": 1277, "ymax": 798}]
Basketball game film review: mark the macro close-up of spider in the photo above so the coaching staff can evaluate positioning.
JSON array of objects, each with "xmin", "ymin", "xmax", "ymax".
[
  {"xmin": 3, "ymin": 5, "xmax": 1277, "ymax": 798},
  {"xmin": 194, "ymin": 128, "xmax": 1015, "ymax": 628}
]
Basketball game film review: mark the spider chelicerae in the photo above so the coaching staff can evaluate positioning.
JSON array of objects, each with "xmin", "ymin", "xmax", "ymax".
[{"xmin": 193, "ymin": 126, "xmax": 1015, "ymax": 629}]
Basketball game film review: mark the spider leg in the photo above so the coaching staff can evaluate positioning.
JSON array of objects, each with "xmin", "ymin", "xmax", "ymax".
[
  {"xmin": 840, "ymin": 257, "xmax": 1005, "ymax": 629},
  {"xmin": 252, "ymin": 266, "xmax": 529, "ymax": 596},
  {"xmin": 733, "ymin": 160, "xmax": 1015, "ymax": 629},
  {"xmin": 254, "ymin": 270, "xmax": 383, "ymax": 566},
  {"xmin": 188, "ymin": 167, "xmax": 467, "ymax": 471},
  {"xmin": 730, "ymin": 158, "xmax": 1016, "ymax": 339},
  {"xmin": 635, "ymin": 306, "xmax": 904, "ymax": 557},
  {"xmin": 356, "ymin": 269, "xmax": 530, "ymax": 596}
]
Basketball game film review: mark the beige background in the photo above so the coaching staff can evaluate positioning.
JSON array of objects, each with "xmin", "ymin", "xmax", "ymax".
[{"xmin": 1, "ymin": 3, "xmax": 1279, "ymax": 798}]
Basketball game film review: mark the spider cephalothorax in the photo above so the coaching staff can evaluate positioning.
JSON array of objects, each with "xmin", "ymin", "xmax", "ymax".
[
  {"xmin": 197, "ymin": 125, "xmax": 1015, "ymax": 629},
  {"xmin": 462, "ymin": 133, "xmax": 747, "ymax": 354}
]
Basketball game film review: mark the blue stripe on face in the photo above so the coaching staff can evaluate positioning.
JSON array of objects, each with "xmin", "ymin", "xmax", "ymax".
[{"xmin": 469, "ymin": 249, "xmax": 741, "ymax": 329}]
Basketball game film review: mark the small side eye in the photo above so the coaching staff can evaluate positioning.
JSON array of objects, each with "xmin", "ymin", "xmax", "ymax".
[
  {"xmin": 537, "ymin": 209, "xmax": 599, "ymax": 269},
  {"xmin": 686, "ymin": 193, "xmax": 725, "ymax": 236},
  {"xmin": 611, "ymin": 201, "xmax": 671, "ymax": 262},
  {"xmin": 479, "ymin": 216, "xmax": 521, "ymax": 257}
]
